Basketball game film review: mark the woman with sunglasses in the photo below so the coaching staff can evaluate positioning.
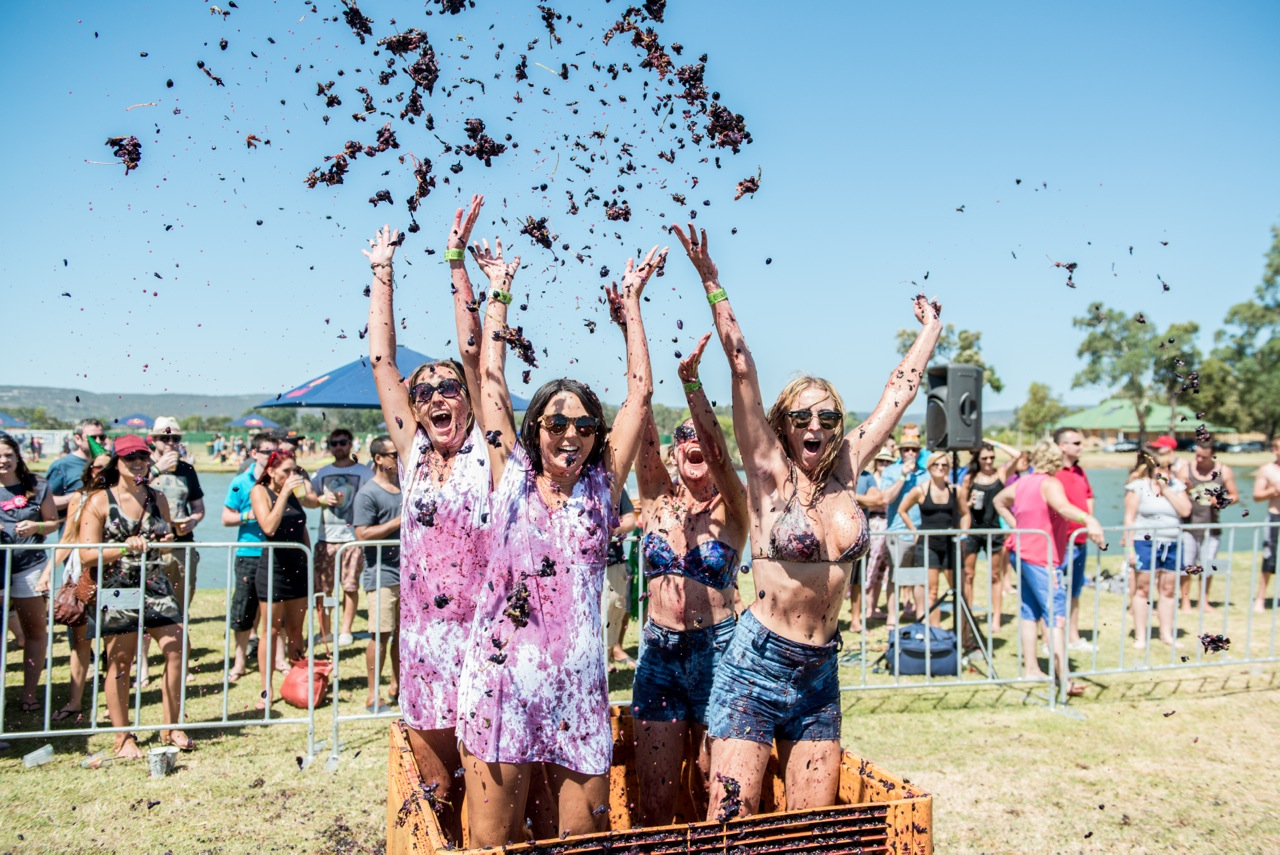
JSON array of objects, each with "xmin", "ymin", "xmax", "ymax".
[
  {"xmin": 957, "ymin": 441, "xmax": 1020, "ymax": 632},
  {"xmin": 363, "ymin": 199, "xmax": 490, "ymax": 845},
  {"xmin": 75, "ymin": 435, "xmax": 187, "ymax": 757},
  {"xmin": 455, "ymin": 238, "xmax": 663, "ymax": 845},
  {"xmin": 0, "ymin": 433, "xmax": 59, "ymax": 716},
  {"xmin": 669, "ymin": 225, "xmax": 941, "ymax": 819},
  {"xmin": 619, "ymin": 318, "xmax": 749, "ymax": 827},
  {"xmin": 897, "ymin": 452, "xmax": 971, "ymax": 635},
  {"xmin": 250, "ymin": 449, "xmax": 319, "ymax": 711}
]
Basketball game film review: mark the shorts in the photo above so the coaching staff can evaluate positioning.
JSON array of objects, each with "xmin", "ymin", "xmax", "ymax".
[
  {"xmin": 1178, "ymin": 530, "xmax": 1219, "ymax": 573},
  {"xmin": 1264, "ymin": 512, "xmax": 1280, "ymax": 575},
  {"xmin": 159, "ymin": 545, "xmax": 201, "ymax": 614},
  {"xmin": 706, "ymin": 609, "xmax": 840, "ymax": 745},
  {"xmin": 1133, "ymin": 540, "xmax": 1178, "ymax": 573},
  {"xmin": 229, "ymin": 554, "xmax": 260, "ymax": 633},
  {"xmin": 886, "ymin": 535, "xmax": 915, "ymax": 582},
  {"xmin": 632, "ymin": 616, "xmax": 735, "ymax": 725},
  {"xmin": 315, "ymin": 541, "xmax": 364, "ymax": 597},
  {"xmin": 367, "ymin": 584, "xmax": 401, "ymax": 636},
  {"xmin": 603, "ymin": 561, "xmax": 631, "ymax": 648},
  {"xmin": 914, "ymin": 534, "xmax": 954, "ymax": 572},
  {"xmin": 7, "ymin": 565, "xmax": 47, "ymax": 599},
  {"xmin": 1059, "ymin": 542, "xmax": 1088, "ymax": 599},
  {"xmin": 1011, "ymin": 552, "xmax": 1067, "ymax": 625},
  {"xmin": 961, "ymin": 533, "xmax": 1006, "ymax": 557}
]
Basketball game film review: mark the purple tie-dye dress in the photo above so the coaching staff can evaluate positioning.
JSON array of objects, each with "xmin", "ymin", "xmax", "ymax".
[
  {"xmin": 455, "ymin": 443, "xmax": 618, "ymax": 776},
  {"xmin": 398, "ymin": 422, "xmax": 492, "ymax": 732}
]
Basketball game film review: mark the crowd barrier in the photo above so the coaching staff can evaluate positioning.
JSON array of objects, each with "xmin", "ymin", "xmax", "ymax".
[{"xmin": 3, "ymin": 518, "xmax": 1279, "ymax": 756}]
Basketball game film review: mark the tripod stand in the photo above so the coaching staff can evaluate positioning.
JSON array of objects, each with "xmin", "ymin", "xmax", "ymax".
[{"xmin": 920, "ymin": 573, "xmax": 997, "ymax": 678}]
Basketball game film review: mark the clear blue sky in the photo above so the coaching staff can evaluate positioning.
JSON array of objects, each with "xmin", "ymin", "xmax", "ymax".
[{"xmin": 4, "ymin": 1, "xmax": 1278, "ymax": 416}]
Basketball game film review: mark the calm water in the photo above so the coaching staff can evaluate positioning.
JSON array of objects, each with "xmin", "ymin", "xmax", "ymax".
[{"xmin": 186, "ymin": 465, "xmax": 1269, "ymax": 590}]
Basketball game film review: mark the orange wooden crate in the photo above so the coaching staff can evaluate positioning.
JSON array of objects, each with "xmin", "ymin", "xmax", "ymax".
[{"xmin": 388, "ymin": 708, "xmax": 932, "ymax": 854}]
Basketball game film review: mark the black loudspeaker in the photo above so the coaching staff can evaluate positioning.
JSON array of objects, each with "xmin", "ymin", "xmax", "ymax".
[{"xmin": 926, "ymin": 364, "xmax": 983, "ymax": 451}]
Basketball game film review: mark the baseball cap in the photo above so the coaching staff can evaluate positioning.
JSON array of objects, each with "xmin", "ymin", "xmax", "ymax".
[
  {"xmin": 1148, "ymin": 435, "xmax": 1178, "ymax": 451},
  {"xmin": 113, "ymin": 434, "xmax": 151, "ymax": 457}
]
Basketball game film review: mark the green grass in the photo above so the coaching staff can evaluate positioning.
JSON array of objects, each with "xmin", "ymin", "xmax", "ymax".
[{"xmin": 3, "ymin": 545, "xmax": 1279, "ymax": 853}]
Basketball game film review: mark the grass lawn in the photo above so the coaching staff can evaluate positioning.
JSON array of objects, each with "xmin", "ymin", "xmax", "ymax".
[{"xmin": 3, "ymin": 546, "xmax": 1279, "ymax": 853}]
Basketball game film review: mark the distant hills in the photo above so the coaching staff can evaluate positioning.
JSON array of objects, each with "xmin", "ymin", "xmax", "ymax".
[{"xmin": 0, "ymin": 385, "xmax": 266, "ymax": 423}]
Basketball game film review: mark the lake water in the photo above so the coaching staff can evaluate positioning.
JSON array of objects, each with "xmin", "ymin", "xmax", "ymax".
[{"xmin": 185, "ymin": 465, "xmax": 1269, "ymax": 590}]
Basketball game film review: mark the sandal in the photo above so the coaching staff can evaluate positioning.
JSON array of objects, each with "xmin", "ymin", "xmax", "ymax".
[
  {"xmin": 114, "ymin": 733, "xmax": 143, "ymax": 760},
  {"xmin": 20, "ymin": 700, "xmax": 41, "ymax": 714},
  {"xmin": 227, "ymin": 668, "xmax": 247, "ymax": 683},
  {"xmin": 160, "ymin": 729, "xmax": 196, "ymax": 751},
  {"xmin": 51, "ymin": 707, "xmax": 82, "ymax": 723},
  {"xmin": 1065, "ymin": 682, "xmax": 1087, "ymax": 698}
]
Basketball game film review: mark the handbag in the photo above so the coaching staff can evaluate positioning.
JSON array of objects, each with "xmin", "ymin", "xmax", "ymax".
[
  {"xmin": 54, "ymin": 571, "xmax": 88, "ymax": 627},
  {"xmin": 883, "ymin": 622, "xmax": 961, "ymax": 676},
  {"xmin": 280, "ymin": 655, "xmax": 334, "ymax": 709}
]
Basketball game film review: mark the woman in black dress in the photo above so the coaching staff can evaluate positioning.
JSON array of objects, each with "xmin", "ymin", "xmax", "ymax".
[{"xmin": 250, "ymin": 451, "xmax": 319, "ymax": 710}]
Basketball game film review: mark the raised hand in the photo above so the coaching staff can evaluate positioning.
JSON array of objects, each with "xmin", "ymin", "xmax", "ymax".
[
  {"xmin": 605, "ymin": 283, "xmax": 628, "ymax": 331},
  {"xmin": 678, "ymin": 332, "xmax": 712, "ymax": 384},
  {"xmin": 362, "ymin": 224, "xmax": 400, "ymax": 268},
  {"xmin": 619, "ymin": 245, "xmax": 667, "ymax": 302},
  {"xmin": 449, "ymin": 194, "xmax": 484, "ymax": 250},
  {"xmin": 669, "ymin": 223, "xmax": 719, "ymax": 284},
  {"xmin": 469, "ymin": 237, "xmax": 520, "ymax": 285},
  {"xmin": 913, "ymin": 294, "xmax": 943, "ymax": 327}
]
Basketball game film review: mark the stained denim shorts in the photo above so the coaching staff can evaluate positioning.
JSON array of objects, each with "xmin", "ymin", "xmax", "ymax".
[
  {"xmin": 706, "ymin": 609, "xmax": 841, "ymax": 745},
  {"xmin": 632, "ymin": 616, "xmax": 736, "ymax": 724}
]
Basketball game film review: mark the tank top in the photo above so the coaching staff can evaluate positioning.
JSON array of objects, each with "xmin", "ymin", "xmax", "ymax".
[
  {"xmin": 1184, "ymin": 464, "xmax": 1222, "ymax": 532},
  {"xmin": 1010, "ymin": 473, "xmax": 1062, "ymax": 568},
  {"xmin": 967, "ymin": 478, "xmax": 1003, "ymax": 530},
  {"xmin": 919, "ymin": 484, "xmax": 959, "ymax": 531}
]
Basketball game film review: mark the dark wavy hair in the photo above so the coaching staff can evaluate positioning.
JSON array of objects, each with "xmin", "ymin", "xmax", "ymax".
[
  {"xmin": 0, "ymin": 434, "xmax": 38, "ymax": 498},
  {"xmin": 518, "ymin": 378, "xmax": 608, "ymax": 475},
  {"xmin": 962, "ymin": 442, "xmax": 996, "ymax": 489}
]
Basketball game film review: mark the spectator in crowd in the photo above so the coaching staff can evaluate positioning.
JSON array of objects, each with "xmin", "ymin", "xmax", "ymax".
[
  {"xmin": 353, "ymin": 435, "xmax": 401, "ymax": 714},
  {"xmin": 250, "ymin": 450, "xmax": 320, "ymax": 710},
  {"xmin": 1251, "ymin": 437, "xmax": 1280, "ymax": 613},
  {"xmin": 603, "ymin": 488, "xmax": 637, "ymax": 669},
  {"xmin": 0, "ymin": 433, "xmax": 59, "ymax": 714},
  {"xmin": 312, "ymin": 428, "xmax": 373, "ymax": 646},
  {"xmin": 51, "ymin": 451, "xmax": 111, "ymax": 722},
  {"xmin": 1052, "ymin": 427, "xmax": 1094, "ymax": 650},
  {"xmin": 848, "ymin": 460, "xmax": 884, "ymax": 634},
  {"xmin": 993, "ymin": 440, "xmax": 1104, "ymax": 695},
  {"xmin": 959, "ymin": 441, "xmax": 1019, "ymax": 633},
  {"xmin": 860, "ymin": 447, "xmax": 898, "ymax": 624},
  {"xmin": 1172, "ymin": 440, "xmax": 1238, "ymax": 613},
  {"xmin": 882, "ymin": 437, "xmax": 927, "ymax": 625},
  {"xmin": 1123, "ymin": 445, "xmax": 1192, "ymax": 649},
  {"xmin": 898, "ymin": 451, "xmax": 971, "ymax": 632},
  {"xmin": 221, "ymin": 432, "xmax": 282, "ymax": 680},
  {"xmin": 45, "ymin": 419, "xmax": 108, "ymax": 519},
  {"xmin": 76, "ymin": 435, "xmax": 190, "ymax": 757}
]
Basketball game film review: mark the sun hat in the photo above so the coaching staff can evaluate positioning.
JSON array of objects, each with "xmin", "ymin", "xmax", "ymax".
[
  {"xmin": 874, "ymin": 449, "xmax": 896, "ymax": 462},
  {"xmin": 898, "ymin": 438, "xmax": 922, "ymax": 450},
  {"xmin": 150, "ymin": 416, "xmax": 182, "ymax": 437}
]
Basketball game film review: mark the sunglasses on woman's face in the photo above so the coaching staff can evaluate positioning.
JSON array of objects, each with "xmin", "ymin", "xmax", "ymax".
[
  {"xmin": 786, "ymin": 409, "xmax": 842, "ymax": 431},
  {"xmin": 540, "ymin": 414, "xmax": 600, "ymax": 437},
  {"xmin": 673, "ymin": 424, "xmax": 697, "ymax": 444},
  {"xmin": 410, "ymin": 377, "xmax": 463, "ymax": 405},
  {"xmin": 123, "ymin": 452, "xmax": 151, "ymax": 462},
  {"xmin": 979, "ymin": 456, "xmax": 995, "ymax": 463}
]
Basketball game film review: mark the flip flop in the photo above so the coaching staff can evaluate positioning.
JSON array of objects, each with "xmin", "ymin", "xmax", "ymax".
[
  {"xmin": 1065, "ymin": 683, "xmax": 1087, "ymax": 697},
  {"xmin": 20, "ymin": 701, "xmax": 41, "ymax": 714},
  {"xmin": 160, "ymin": 730, "xmax": 196, "ymax": 751},
  {"xmin": 51, "ymin": 707, "xmax": 81, "ymax": 722}
]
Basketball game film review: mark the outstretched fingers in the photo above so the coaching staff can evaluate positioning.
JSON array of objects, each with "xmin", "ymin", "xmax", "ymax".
[{"xmin": 679, "ymin": 332, "xmax": 712, "ymax": 380}]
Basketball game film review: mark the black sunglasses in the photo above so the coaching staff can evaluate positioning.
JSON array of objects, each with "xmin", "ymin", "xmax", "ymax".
[
  {"xmin": 153, "ymin": 435, "xmax": 183, "ymax": 443},
  {"xmin": 122, "ymin": 452, "xmax": 151, "ymax": 461},
  {"xmin": 540, "ymin": 414, "xmax": 600, "ymax": 437},
  {"xmin": 673, "ymin": 424, "xmax": 697, "ymax": 443},
  {"xmin": 786, "ymin": 409, "xmax": 842, "ymax": 431},
  {"xmin": 410, "ymin": 377, "xmax": 464, "ymax": 405},
  {"xmin": 328, "ymin": 439, "xmax": 351, "ymax": 446}
]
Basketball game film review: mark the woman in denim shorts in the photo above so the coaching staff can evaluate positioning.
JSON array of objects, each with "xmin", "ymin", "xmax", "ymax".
[
  {"xmin": 1122, "ymin": 447, "xmax": 1191, "ymax": 648},
  {"xmin": 671, "ymin": 224, "xmax": 943, "ymax": 819},
  {"xmin": 628, "ymin": 332, "xmax": 748, "ymax": 826}
]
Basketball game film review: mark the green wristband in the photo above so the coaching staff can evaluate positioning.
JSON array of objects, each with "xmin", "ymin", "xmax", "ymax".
[
  {"xmin": 706, "ymin": 288, "xmax": 728, "ymax": 306},
  {"xmin": 683, "ymin": 379, "xmax": 702, "ymax": 394},
  {"xmin": 490, "ymin": 289, "xmax": 513, "ymax": 305},
  {"xmin": 444, "ymin": 248, "xmax": 466, "ymax": 261}
]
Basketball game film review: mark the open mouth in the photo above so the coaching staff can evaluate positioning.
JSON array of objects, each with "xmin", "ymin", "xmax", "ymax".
[
  {"xmin": 803, "ymin": 439, "xmax": 822, "ymax": 454},
  {"xmin": 429, "ymin": 411, "xmax": 453, "ymax": 430},
  {"xmin": 684, "ymin": 446, "xmax": 706, "ymax": 465}
]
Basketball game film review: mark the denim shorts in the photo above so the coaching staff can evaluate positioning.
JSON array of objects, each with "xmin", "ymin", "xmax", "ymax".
[
  {"xmin": 1012, "ymin": 552, "xmax": 1067, "ymax": 625},
  {"xmin": 632, "ymin": 616, "xmax": 736, "ymax": 724},
  {"xmin": 706, "ymin": 609, "xmax": 841, "ymax": 745},
  {"xmin": 1060, "ymin": 542, "xmax": 1088, "ymax": 599},
  {"xmin": 1133, "ymin": 539, "xmax": 1178, "ymax": 573}
]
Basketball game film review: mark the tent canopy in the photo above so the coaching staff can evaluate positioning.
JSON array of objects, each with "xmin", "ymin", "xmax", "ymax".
[
  {"xmin": 0, "ymin": 412, "xmax": 28, "ymax": 429},
  {"xmin": 229, "ymin": 414, "xmax": 281, "ymax": 429},
  {"xmin": 116, "ymin": 413, "xmax": 153, "ymax": 429},
  {"xmin": 257, "ymin": 346, "xmax": 528, "ymax": 410}
]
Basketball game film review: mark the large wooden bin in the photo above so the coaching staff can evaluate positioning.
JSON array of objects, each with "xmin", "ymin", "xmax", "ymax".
[{"xmin": 388, "ymin": 708, "xmax": 932, "ymax": 854}]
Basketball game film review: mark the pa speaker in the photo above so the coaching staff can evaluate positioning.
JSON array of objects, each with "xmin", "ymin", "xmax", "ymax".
[{"xmin": 926, "ymin": 363, "xmax": 983, "ymax": 451}]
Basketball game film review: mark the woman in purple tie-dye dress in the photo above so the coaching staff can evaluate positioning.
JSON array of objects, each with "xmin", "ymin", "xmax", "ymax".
[
  {"xmin": 455, "ymin": 238, "xmax": 664, "ymax": 846},
  {"xmin": 362, "ymin": 198, "xmax": 491, "ymax": 846}
]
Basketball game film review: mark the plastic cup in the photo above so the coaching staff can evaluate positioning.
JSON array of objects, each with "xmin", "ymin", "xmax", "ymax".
[
  {"xmin": 971, "ymin": 490, "xmax": 985, "ymax": 510},
  {"xmin": 292, "ymin": 484, "xmax": 307, "ymax": 499},
  {"xmin": 147, "ymin": 746, "xmax": 179, "ymax": 777},
  {"xmin": 23, "ymin": 744, "xmax": 54, "ymax": 768}
]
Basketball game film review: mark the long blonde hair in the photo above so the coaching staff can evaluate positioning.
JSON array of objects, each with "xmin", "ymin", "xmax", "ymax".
[{"xmin": 767, "ymin": 376, "xmax": 845, "ymax": 488}]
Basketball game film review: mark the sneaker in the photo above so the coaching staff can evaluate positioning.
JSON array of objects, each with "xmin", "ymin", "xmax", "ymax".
[
  {"xmin": 337, "ymin": 632, "xmax": 355, "ymax": 647},
  {"xmin": 1068, "ymin": 638, "xmax": 1095, "ymax": 653}
]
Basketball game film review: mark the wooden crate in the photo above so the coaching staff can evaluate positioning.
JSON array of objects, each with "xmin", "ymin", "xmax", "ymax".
[{"xmin": 388, "ymin": 708, "xmax": 932, "ymax": 854}]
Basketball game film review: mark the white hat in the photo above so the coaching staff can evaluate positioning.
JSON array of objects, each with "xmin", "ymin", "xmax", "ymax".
[{"xmin": 150, "ymin": 416, "xmax": 182, "ymax": 437}]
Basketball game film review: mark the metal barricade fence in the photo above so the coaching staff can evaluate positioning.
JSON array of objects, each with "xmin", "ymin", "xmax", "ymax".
[{"xmin": 1, "ymin": 540, "xmax": 326, "ymax": 761}]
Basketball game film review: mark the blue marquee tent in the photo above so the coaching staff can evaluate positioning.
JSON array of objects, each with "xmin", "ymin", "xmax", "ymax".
[
  {"xmin": 0, "ymin": 413, "xmax": 28, "ymax": 429},
  {"xmin": 229, "ymin": 414, "xmax": 281, "ymax": 429}
]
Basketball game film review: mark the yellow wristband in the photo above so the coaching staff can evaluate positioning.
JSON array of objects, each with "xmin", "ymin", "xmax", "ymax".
[
  {"xmin": 706, "ymin": 288, "xmax": 728, "ymax": 306},
  {"xmin": 444, "ymin": 248, "xmax": 466, "ymax": 261}
]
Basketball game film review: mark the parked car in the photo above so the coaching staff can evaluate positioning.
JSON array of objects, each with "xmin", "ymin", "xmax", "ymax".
[
  {"xmin": 1103, "ymin": 440, "xmax": 1140, "ymax": 453},
  {"xmin": 1226, "ymin": 441, "xmax": 1267, "ymax": 453}
]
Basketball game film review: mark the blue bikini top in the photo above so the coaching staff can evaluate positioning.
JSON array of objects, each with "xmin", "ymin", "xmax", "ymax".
[{"xmin": 642, "ymin": 531, "xmax": 739, "ymax": 591}]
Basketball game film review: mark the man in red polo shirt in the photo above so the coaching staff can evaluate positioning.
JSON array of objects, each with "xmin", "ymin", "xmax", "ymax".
[{"xmin": 1053, "ymin": 427, "xmax": 1094, "ymax": 651}]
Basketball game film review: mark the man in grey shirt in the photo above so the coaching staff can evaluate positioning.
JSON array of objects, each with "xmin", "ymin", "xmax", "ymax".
[{"xmin": 353, "ymin": 435, "xmax": 401, "ymax": 714}]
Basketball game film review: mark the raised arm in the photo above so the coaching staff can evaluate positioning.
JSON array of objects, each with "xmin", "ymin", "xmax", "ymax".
[
  {"xmin": 448, "ymin": 194, "xmax": 486, "ymax": 407},
  {"xmin": 473, "ymin": 238, "xmax": 521, "ymax": 484},
  {"xmin": 669, "ymin": 223, "xmax": 786, "ymax": 497},
  {"xmin": 607, "ymin": 287, "xmax": 672, "ymax": 505},
  {"xmin": 604, "ymin": 246, "xmax": 665, "ymax": 505},
  {"xmin": 364, "ymin": 225, "xmax": 415, "ymax": 456},
  {"xmin": 845, "ymin": 296, "xmax": 943, "ymax": 470},
  {"xmin": 993, "ymin": 484, "xmax": 1017, "ymax": 529},
  {"xmin": 1042, "ymin": 477, "xmax": 1105, "ymax": 547},
  {"xmin": 679, "ymin": 332, "xmax": 749, "ymax": 530}
]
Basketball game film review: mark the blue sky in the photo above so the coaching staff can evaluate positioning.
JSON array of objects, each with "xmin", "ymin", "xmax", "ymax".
[{"xmin": 3, "ymin": 1, "xmax": 1278, "ymax": 416}]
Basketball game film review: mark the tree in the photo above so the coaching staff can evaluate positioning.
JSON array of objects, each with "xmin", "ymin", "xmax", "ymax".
[
  {"xmin": 1202, "ymin": 225, "xmax": 1280, "ymax": 440},
  {"xmin": 1150, "ymin": 321, "xmax": 1201, "ymax": 433},
  {"xmin": 3, "ymin": 407, "xmax": 68, "ymax": 429},
  {"xmin": 1014, "ymin": 382, "xmax": 1071, "ymax": 439},
  {"xmin": 895, "ymin": 324, "xmax": 1004, "ymax": 393},
  {"xmin": 1071, "ymin": 303, "xmax": 1161, "ymax": 443}
]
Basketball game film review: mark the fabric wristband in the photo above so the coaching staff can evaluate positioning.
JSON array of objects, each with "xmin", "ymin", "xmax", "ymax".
[
  {"xmin": 444, "ymin": 248, "xmax": 466, "ymax": 261},
  {"xmin": 490, "ymin": 288, "xmax": 513, "ymax": 305},
  {"xmin": 370, "ymin": 261, "xmax": 393, "ymax": 273},
  {"xmin": 706, "ymin": 288, "xmax": 728, "ymax": 306},
  {"xmin": 683, "ymin": 379, "xmax": 702, "ymax": 393}
]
